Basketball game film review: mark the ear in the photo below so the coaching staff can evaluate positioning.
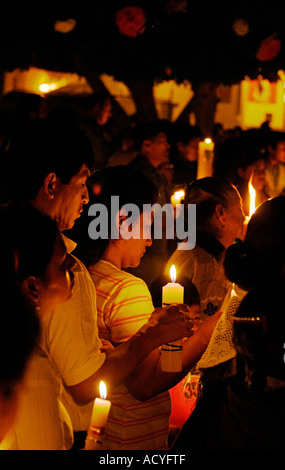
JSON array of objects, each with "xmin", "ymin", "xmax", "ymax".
[
  {"xmin": 214, "ymin": 203, "xmax": 226, "ymax": 227},
  {"xmin": 43, "ymin": 173, "xmax": 57, "ymax": 199},
  {"xmin": 118, "ymin": 211, "xmax": 130, "ymax": 230},
  {"xmin": 141, "ymin": 139, "xmax": 152, "ymax": 153},
  {"xmin": 21, "ymin": 276, "xmax": 40, "ymax": 305}
]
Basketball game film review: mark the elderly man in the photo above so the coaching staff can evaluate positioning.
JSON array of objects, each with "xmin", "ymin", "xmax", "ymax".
[{"xmin": 4, "ymin": 118, "xmax": 195, "ymax": 449}]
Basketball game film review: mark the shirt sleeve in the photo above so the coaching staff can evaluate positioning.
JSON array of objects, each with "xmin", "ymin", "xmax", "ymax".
[
  {"xmin": 103, "ymin": 277, "xmax": 154, "ymax": 343},
  {"xmin": 41, "ymin": 258, "xmax": 106, "ymax": 387}
]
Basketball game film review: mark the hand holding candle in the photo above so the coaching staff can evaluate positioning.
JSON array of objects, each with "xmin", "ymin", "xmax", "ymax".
[
  {"xmin": 84, "ymin": 381, "xmax": 111, "ymax": 450},
  {"xmin": 161, "ymin": 265, "xmax": 184, "ymax": 372}
]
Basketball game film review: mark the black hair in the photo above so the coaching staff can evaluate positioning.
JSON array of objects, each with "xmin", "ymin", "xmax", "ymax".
[
  {"xmin": 170, "ymin": 123, "xmax": 202, "ymax": 146},
  {"xmin": 70, "ymin": 166, "xmax": 159, "ymax": 266},
  {"xmin": 224, "ymin": 196, "xmax": 285, "ymax": 290},
  {"xmin": 213, "ymin": 129, "xmax": 268, "ymax": 184},
  {"xmin": 4, "ymin": 118, "xmax": 94, "ymax": 202},
  {"xmin": 185, "ymin": 176, "xmax": 240, "ymax": 230},
  {"xmin": 0, "ymin": 204, "xmax": 59, "ymax": 282},
  {"xmin": 132, "ymin": 120, "xmax": 171, "ymax": 151},
  {"xmin": 0, "ymin": 278, "xmax": 40, "ymax": 388},
  {"xmin": 86, "ymin": 92, "xmax": 111, "ymax": 112},
  {"xmin": 233, "ymin": 275, "xmax": 285, "ymax": 394}
]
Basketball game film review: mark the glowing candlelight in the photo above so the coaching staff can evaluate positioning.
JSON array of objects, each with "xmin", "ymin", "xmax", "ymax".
[
  {"xmin": 84, "ymin": 381, "xmax": 111, "ymax": 450},
  {"xmin": 248, "ymin": 171, "xmax": 256, "ymax": 217},
  {"xmin": 171, "ymin": 189, "xmax": 185, "ymax": 206},
  {"xmin": 162, "ymin": 265, "xmax": 184, "ymax": 305},
  {"xmin": 161, "ymin": 265, "xmax": 184, "ymax": 372},
  {"xmin": 39, "ymin": 83, "xmax": 58, "ymax": 93}
]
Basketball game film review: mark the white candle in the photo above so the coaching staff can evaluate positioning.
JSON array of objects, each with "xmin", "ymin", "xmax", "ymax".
[
  {"xmin": 197, "ymin": 138, "xmax": 214, "ymax": 179},
  {"xmin": 161, "ymin": 265, "xmax": 184, "ymax": 372},
  {"xmin": 84, "ymin": 381, "xmax": 111, "ymax": 450}
]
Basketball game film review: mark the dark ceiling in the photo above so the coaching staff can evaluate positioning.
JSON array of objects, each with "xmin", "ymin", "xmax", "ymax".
[{"xmin": 1, "ymin": 1, "xmax": 284, "ymax": 85}]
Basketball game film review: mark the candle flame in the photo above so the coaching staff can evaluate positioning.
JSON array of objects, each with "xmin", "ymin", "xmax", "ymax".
[
  {"xmin": 39, "ymin": 83, "xmax": 58, "ymax": 93},
  {"xmin": 204, "ymin": 137, "xmax": 212, "ymax": 144},
  {"xmin": 170, "ymin": 265, "xmax": 177, "ymax": 283},
  {"xmin": 248, "ymin": 171, "xmax": 256, "ymax": 217},
  {"xmin": 171, "ymin": 189, "xmax": 185, "ymax": 206},
  {"xmin": 99, "ymin": 381, "xmax": 107, "ymax": 400}
]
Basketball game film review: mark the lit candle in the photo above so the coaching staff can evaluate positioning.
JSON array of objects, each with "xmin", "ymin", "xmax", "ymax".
[
  {"xmin": 170, "ymin": 189, "xmax": 185, "ymax": 219},
  {"xmin": 244, "ymin": 171, "xmax": 257, "ymax": 234},
  {"xmin": 170, "ymin": 189, "xmax": 185, "ymax": 206},
  {"xmin": 84, "ymin": 381, "xmax": 111, "ymax": 450},
  {"xmin": 161, "ymin": 265, "xmax": 184, "ymax": 372},
  {"xmin": 197, "ymin": 138, "xmax": 214, "ymax": 179},
  {"xmin": 248, "ymin": 171, "xmax": 256, "ymax": 218}
]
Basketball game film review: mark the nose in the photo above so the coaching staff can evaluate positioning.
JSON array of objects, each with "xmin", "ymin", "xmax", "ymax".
[
  {"xmin": 146, "ymin": 237, "xmax": 152, "ymax": 247},
  {"xmin": 82, "ymin": 186, "xmax": 89, "ymax": 204}
]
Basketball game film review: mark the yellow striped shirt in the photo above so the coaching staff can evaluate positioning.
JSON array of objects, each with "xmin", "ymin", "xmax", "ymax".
[{"xmin": 89, "ymin": 260, "xmax": 171, "ymax": 450}]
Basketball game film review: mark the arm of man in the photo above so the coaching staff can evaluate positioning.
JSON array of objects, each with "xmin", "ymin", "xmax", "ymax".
[
  {"xmin": 125, "ymin": 312, "xmax": 222, "ymax": 401},
  {"xmin": 67, "ymin": 304, "xmax": 193, "ymax": 404}
]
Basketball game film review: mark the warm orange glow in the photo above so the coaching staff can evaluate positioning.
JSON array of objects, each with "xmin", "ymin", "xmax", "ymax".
[
  {"xmin": 170, "ymin": 189, "xmax": 185, "ymax": 206},
  {"xmin": 99, "ymin": 381, "xmax": 107, "ymax": 400},
  {"xmin": 170, "ymin": 265, "xmax": 177, "ymax": 283},
  {"xmin": 248, "ymin": 171, "xmax": 256, "ymax": 217},
  {"xmin": 204, "ymin": 137, "xmax": 212, "ymax": 144},
  {"xmin": 39, "ymin": 83, "xmax": 58, "ymax": 93}
]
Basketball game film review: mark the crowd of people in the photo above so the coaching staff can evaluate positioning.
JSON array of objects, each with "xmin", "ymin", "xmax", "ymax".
[{"xmin": 0, "ymin": 90, "xmax": 284, "ymax": 451}]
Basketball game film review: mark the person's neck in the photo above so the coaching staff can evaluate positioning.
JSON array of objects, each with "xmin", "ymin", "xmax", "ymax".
[
  {"xmin": 30, "ymin": 195, "xmax": 56, "ymax": 224},
  {"xmin": 101, "ymin": 246, "xmax": 122, "ymax": 270}
]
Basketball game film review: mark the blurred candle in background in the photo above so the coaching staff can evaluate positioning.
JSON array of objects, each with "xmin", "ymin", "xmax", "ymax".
[{"xmin": 197, "ymin": 138, "xmax": 214, "ymax": 179}]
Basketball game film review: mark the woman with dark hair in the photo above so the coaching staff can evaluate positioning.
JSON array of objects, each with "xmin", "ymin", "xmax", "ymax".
[
  {"xmin": 173, "ymin": 196, "xmax": 285, "ymax": 451},
  {"xmin": 1, "ymin": 204, "xmax": 75, "ymax": 317},
  {"xmin": 0, "ymin": 205, "xmax": 76, "ymax": 449},
  {"xmin": 165, "ymin": 176, "xmax": 245, "ymax": 322},
  {"xmin": 70, "ymin": 166, "xmax": 221, "ymax": 450}
]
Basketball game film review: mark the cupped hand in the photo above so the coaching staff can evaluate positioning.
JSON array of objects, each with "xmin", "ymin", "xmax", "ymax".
[{"xmin": 147, "ymin": 304, "xmax": 194, "ymax": 349}]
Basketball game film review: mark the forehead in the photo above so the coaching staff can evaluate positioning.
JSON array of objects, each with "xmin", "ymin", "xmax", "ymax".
[
  {"xmin": 151, "ymin": 132, "xmax": 168, "ymax": 143},
  {"xmin": 72, "ymin": 164, "xmax": 90, "ymax": 180}
]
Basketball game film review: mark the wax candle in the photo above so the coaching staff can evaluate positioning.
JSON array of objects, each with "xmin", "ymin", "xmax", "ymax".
[
  {"xmin": 161, "ymin": 265, "xmax": 184, "ymax": 372},
  {"xmin": 197, "ymin": 138, "xmax": 214, "ymax": 179},
  {"xmin": 84, "ymin": 381, "xmax": 111, "ymax": 450}
]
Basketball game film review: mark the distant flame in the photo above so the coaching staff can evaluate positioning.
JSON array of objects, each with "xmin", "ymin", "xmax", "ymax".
[
  {"xmin": 248, "ymin": 171, "xmax": 256, "ymax": 217},
  {"xmin": 171, "ymin": 189, "xmax": 185, "ymax": 206},
  {"xmin": 99, "ymin": 381, "xmax": 107, "ymax": 400},
  {"xmin": 39, "ymin": 83, "xmax": 58, "ymax": 93},
  {"xmin": 170, "ymin": 265, "xmax": 177, "ymax": 283}
]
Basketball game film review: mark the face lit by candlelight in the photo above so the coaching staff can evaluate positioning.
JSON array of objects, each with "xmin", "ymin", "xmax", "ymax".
[
  {"xmin": 142, "ymin": 132, "xmax": 170, "ymax": 168},
  {"xmin": 50, "ymin": 164, "xmax": 90, "ymax": 231},
  {"xmin": 218, "ymin": 191, "xmax": 246, "ymax": 247},
  {"xmin": 238, "ymin": 159, "xmax": 266, "ymax": 192},
  {"xmin": 177, "ymin": 137, "xmax": 200, "ymax": 162},
  {"xmin": 22, "ymin": 235, "xmax": 76, "ymax": 317},
  {"xmin": 117, "ymin": 211, "xmax": 153, "ymax": 269}
]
